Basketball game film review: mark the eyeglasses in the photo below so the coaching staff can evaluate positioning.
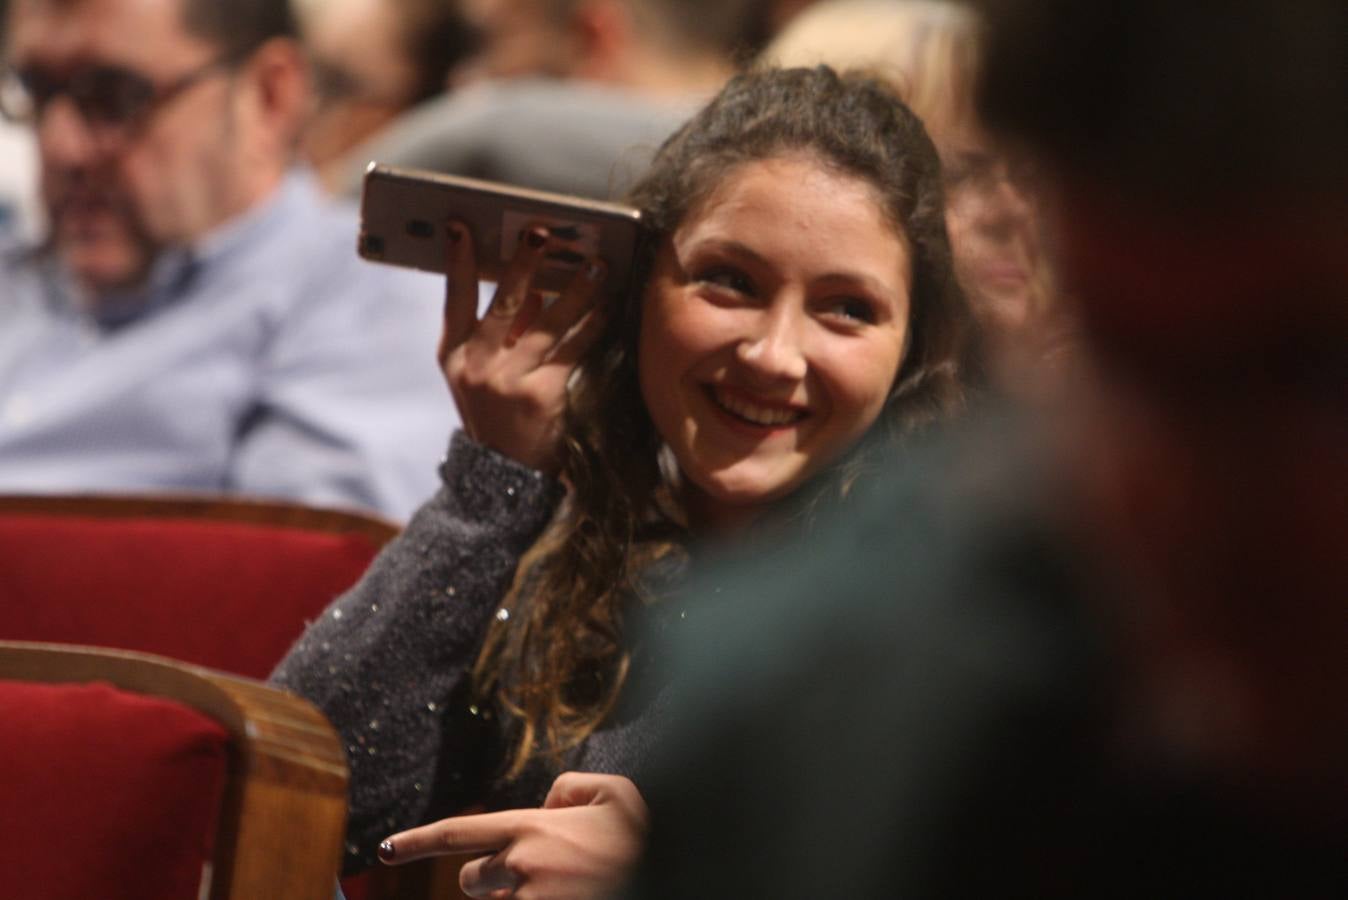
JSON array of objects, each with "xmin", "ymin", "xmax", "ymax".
[{"xmin": 0, "ymin": 54, "xmax": 238, "ymax": 139}]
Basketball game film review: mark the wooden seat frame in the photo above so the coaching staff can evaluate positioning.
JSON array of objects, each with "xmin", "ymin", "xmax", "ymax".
[
  {"xmin": 0, "ymin": 493, "xmax": 401, "ymax": 546},
  {"xmin": 0, "ymin": 640, "xmax": 349, "ymax": 900}
]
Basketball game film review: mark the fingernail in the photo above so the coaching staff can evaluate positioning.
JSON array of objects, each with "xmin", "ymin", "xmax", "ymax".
[
  {"xmin": 377, "ymin": 840, "xmax": 395, "ymax": 861},
  {"xmin": 586, "ymin": 260, "xmax": 606, "ymax": 280},
  {"xmin": 445, "ymin": 224, "xmax": 461, "ymax": 244},
  {"xmin": 524, "ymin": 227, "xmax": 547, "ymax": 248}
]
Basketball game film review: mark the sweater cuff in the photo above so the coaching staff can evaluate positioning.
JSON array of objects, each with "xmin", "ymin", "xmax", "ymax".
[{"xmin": 439, "ymin": 430, "xmax": 564, "ymax": 524}]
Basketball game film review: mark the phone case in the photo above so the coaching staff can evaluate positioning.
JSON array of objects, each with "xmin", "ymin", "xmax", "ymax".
[{"xmin": 358, "ymin": 163, "xmax": 646, "ymax": 300}]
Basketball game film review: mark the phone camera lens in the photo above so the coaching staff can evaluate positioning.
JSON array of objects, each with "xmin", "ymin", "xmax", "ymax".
[{"xmin": 359, "ymin": 233, "xmax": 386, "ymax": 258}]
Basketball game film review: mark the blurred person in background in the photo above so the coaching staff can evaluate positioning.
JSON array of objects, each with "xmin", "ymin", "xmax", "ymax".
[
  {"xmin": 625, "ymin": 0, "xmax": 1347, "ymax": 896},
  {"xmin": 0, "ymin": 0, "xmax": 454, "ymax": 519},
  {"xmin": 329, "ymin": 0, "xmax": 803, "ymax": 200},
  {"xmin": 294, "ymin": 0, "xmax": 480, "ymax": 192},
  {"xmin": 765, "ymin": 0, "xmax": 1066, "ymax": 389}
]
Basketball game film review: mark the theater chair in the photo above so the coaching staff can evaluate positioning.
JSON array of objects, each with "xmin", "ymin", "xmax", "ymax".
[
  {"xmin": 0, "ymin": 497, "xmax": 461, "ymax": 900},
  {"xmin": 0, "ymin": 640, "xmax": 348, "ymax": 900},
  {"xmin": 0, "ymin": 494, "xmax": 398, "ymax": 679}
]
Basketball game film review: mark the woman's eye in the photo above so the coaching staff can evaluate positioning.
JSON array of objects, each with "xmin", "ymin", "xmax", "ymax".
[
  {"xmin": 695, "ymin": 266, "xmax": 756, "ymax": 297},
  {"xmin": 823, "ymin": 297, "xmax": 878, "ymax": 325}
]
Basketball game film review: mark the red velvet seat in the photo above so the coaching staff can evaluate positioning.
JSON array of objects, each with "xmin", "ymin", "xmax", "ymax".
[
  {"xmin": 1, "ymin": 679, "xmax": 228, "ymax": 900},
  {"xmin": 0, "ymin": 494, "xmax": 398, "ymax": 679},
  {"xmin": 0, "ymin": 641, "xmax": 348, "ymax": 900}
]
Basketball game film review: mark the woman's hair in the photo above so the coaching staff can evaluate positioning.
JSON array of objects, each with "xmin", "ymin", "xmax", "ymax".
[{"xmin": 474, "ymin": 65, "xmax": 972, "ymax": 777}]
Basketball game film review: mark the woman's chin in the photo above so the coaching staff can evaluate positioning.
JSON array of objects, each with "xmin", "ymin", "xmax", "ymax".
[
  {"xmin": 970, "ymin": 282, "xmax": 1035, "ymax": 333},
  {"xmin": 682, "ymin": 466, "xmax": 809, "ymax": 530}
]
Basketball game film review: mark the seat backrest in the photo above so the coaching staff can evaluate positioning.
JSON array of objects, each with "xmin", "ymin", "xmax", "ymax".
[
  {"xmin": 0, "ymin": 494, "xmax": 399, "ymax": 679},
  {"xmin": 0, "ymin": 640, "xmax": 348, "ymax": 900}
]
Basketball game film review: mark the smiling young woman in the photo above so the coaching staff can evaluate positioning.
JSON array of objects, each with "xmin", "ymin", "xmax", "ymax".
[
  {"xmin": 638, "ymin": 154, "xmax": 914, "ymax": 528},
  {"xmin": 276, "ymin": 65, "xmax": 973, "ymax": 896}
]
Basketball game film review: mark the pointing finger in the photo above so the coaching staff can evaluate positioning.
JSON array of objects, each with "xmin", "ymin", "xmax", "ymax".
[{"xmin": 378, "ymin": 809, "xmax": 529, "ymax": 865}]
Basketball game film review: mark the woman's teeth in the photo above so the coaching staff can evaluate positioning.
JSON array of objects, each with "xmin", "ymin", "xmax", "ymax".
[{"xmin": 712, "ymin": 387, "xmax": 805, "ymax": 427}]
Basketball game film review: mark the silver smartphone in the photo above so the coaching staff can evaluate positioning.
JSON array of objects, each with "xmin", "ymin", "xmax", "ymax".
[{"xmin": 358, "ymin": 163, "xmax": 646, "ymax": 301}]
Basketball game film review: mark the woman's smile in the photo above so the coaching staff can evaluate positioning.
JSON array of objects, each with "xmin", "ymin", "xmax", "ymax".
[
  {"xmin": 704, "ymin": 384, "xmax": 810, "ymax": 433},
  {"xmin": 638, "ymin": 154, "xmax": 912, "ymax": 528}
]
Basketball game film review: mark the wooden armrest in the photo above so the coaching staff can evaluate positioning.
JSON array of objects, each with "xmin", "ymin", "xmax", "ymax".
[{"xmin": 0, "ymin": 640, "xmax": 349, "ymax": 900}]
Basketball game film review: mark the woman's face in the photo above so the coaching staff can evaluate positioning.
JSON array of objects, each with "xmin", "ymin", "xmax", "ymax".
[
  {"xmin": 941, "ymin": 131, "xmax": 1043, "ymax": 336},
  {"xmin": 638, "ymin": 154, "xmax": 912, "ymax": 529}
]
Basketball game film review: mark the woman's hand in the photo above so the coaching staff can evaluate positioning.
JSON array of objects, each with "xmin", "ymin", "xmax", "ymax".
[
  {"xmin": 438, "ymin": 222, "xmax": 608, "ymax": 475},
  {"xmin": 378, "ymin": 772, "xmax": 650, "ymax": 900}
]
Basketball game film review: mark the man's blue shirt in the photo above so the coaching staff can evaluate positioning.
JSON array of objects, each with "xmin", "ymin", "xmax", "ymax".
[{"xmin": 0, "ymin": 170, "xmax": 456, "ymax": 519}]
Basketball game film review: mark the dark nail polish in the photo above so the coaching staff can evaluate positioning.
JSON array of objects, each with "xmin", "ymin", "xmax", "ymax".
[
  {"xmin": 377, "ymin": 840, "xmax": 395, "ymax": 861},
  {"xmin": 445, "ymin": 224, "xmax": 461, "ymax": 244},
  {"xmin": 524, "ymin": 228, "xmax": 547, "ymax": 248}
]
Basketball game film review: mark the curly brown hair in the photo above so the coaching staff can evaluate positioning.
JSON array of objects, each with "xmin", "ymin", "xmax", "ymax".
[{"xmin": 474, "ymin": 65, "xmax": 974, "ymax": 777}]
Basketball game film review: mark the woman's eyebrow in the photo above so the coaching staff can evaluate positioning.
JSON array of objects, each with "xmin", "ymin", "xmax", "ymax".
[
  {"xmin": 689, "ymin": 239, "xmax": 903, "ymax": 300},
  {"xmin": 685, "ymin": 238, "xmax": 770, "ymax": 267},
  {"xmin": 816, "ymin": 271, "xmax": 903, "ymax": 303}
]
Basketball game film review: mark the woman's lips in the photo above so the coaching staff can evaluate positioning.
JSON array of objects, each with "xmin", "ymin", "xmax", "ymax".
[
  {"xmin": 704, "ymin": 384, "xmax": 808, "ymax": 434},
  {"xmin": 978, "ymin": 262, "xmax": 1030, "ymax": 287}
]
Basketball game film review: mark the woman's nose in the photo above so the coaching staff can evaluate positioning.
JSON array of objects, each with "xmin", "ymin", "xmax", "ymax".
[
  {"xmin": 734, "ymin": 304, "xmax": 808, "ymax": 383},
  {"xmin": 980, "ymin": 169, "xmax": 1036, "ymax": 230}
]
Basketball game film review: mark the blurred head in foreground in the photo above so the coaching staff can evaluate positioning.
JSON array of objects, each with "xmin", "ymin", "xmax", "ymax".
[
  {"xmin": 976, "ymin": 0, "xmax": 1347, "ymax": 805},
  {"xmin": 624, "ymin": 8, "xmax": 1345, "ymax": 900}
]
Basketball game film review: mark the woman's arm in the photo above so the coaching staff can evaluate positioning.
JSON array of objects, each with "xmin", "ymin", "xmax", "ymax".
[
  {"xmin": 276, "ymin": 220, "xmax": 606, "ymax": 874},
  {"xmin": 271, "ymin": 431, "xmax": 563, "ymax": 873}
]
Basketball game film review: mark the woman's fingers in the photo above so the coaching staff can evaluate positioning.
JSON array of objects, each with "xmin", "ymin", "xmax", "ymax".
[
  {"xmin": 459, "ymin": 850, "xmax": 522, "ymax": 899},
  {"xmin": 437, "ymin": 226, "xmax": 606, "ymax": 473},
  {"xmin": 542, "ymin": 301, "xmax": 609, "ymax": 374},
  {"xmin": 384, "ymin": 785, "xmax": 649, "ymax": 900},
  {"xmin": 505, "ymin": 290, "xmax": 545, "ymax": 347},
  {"xmin": 526, "ymin": 259, "xmax": 607, "ymax": 348},
  {"xmin": 439, "ymin": 221, "xmax": 480, "ymax": 360},
  {"xmin": 475, "ymin": 226, "xmax": 552, "ymax": 347},
  {"xmin": 541, "ymin": 772, "xmax": 651, "ymax": 832},
  {"xmin": 377, "ymin": 809, "xmax": 526, "ymax": 865}
]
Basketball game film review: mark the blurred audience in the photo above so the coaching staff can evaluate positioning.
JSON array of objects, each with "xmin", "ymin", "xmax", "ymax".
[
  {"xmin": 0, "ymin": 0, "xmax": 454, "ymax": 519},
  {"xmin": 294, "ymin": 0, "xmax": 480, "ymax": 192},
  {"xmin": 627, "ymin": 0, "xmax": 1346, "ymax": 897},
  {"xmin": 765, "ymin": 0, "xmax": 1067, "ymax": 388},
  {"xmin": 330, "ymin": 0, "xmax": 789, "ymax": 199}
]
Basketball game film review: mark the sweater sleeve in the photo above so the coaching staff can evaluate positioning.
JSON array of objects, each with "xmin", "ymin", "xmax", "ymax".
[{"xmin": 271, "ymin": 431, "xmax": 564, "ymax": 873}]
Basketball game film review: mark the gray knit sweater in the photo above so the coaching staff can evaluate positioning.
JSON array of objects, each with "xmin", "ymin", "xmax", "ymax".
[{"xmin": 272, "ymin": 432, "xmax": 674, "ymax": 874}]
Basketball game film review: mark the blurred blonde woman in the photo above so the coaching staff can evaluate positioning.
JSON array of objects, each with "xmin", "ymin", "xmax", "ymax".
[{"xmin": 764, "ymin": 0, "xmax": 1061, "ymax": 373}]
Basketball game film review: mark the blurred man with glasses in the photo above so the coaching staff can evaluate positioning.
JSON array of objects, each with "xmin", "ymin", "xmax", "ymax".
[{"xmin": 0, "ymin": 0, "xmax": 452, "ymax": 519}]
